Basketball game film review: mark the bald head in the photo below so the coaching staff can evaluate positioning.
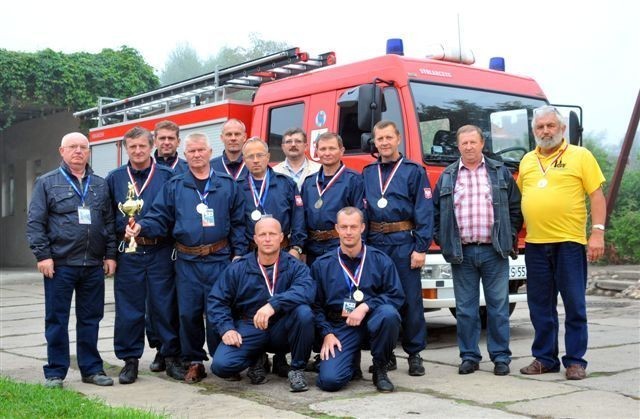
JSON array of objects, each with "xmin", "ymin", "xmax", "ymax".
[
  {"xmin": 254, "ymin": 216, "xmax": 284, "ymax": 257},
  {"xmin": 59, "ymin": 132, "xmax": 90, "ymax": 172},
  {"xmin": 60, "ymin": 132, "xmax": 89, "ymax": 147},
  {"xmin": 255, "ymin": 216, "xmax": 282, "ymax": 234}
]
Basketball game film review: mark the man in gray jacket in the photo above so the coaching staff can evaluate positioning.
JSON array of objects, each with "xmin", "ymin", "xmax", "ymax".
[
  {"xmin": 27, "ymin": 132, "xmax": 117, "ymax": 389},
  {"xmin": 433, "ymin": 125, "xmax": 522, "ymax": 376}
]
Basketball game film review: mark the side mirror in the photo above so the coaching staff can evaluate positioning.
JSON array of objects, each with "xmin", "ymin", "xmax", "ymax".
[
  {"xmin": 361, "ymin": 133, "xmax": 376, "ymax": 154},
  {"xmin": 568, "ymin": 111, "xmax": 583, "ymax": 146},
  {"xmin": 337, "ymin": 84, "xmax": 384, "ymax": 131}
]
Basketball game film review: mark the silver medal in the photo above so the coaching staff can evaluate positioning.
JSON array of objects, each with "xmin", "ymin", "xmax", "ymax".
[
  {"xmin": 314, "ymin": 199, "xmax": 323, "ymax": 209},
  {"xmin": 377, "ymin": 197, "xmax": 388, "ymax": 208},
  {"xmin": 537, "ymin": 178, "xmax": 548, "ymax": 188},
  {"xmin": 196, "ymin": 203, "xmax": 208, "ymax": 214},
  {"xmin": 251, "ymin": 210, "xmax": 262, "ymax": 221},
  {"xmin": 353, "ymin": 289, "xmax": 364, "ymax": 302}
]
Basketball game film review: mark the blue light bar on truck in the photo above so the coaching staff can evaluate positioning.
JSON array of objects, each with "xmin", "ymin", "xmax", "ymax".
[
  {"xmin": 386, "ymin": 38, "xmax": 404, "ymax": 55},
  {"xmin": 489, "ymin": 57, "xmax": 505, "ymax": 71}
]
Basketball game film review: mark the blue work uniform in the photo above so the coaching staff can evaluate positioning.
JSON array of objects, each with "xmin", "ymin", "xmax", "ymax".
[
  {"xmin": 312, "ymin": 245, "xmax": 404, "ymax": 391},
  {"xmin": 27, "ymin": 162, "xmax": 116, "ymax": 380},
  {"xmin": 208, "ymin": 251, "xmax": 315, "ymax": 377},
  {"xmin": 211, "ymin": 152, "xmax": 248, "ymax": 181},
  {"xmin": 237, "ymin": 167, "xmax": 305, "ymax": 249},
  {"xmin": 106, "ymin": 160, "xmax": 180, "ymax": 362},
  {"xmin": 154, "ymin": 150, "xmax": 188, "ymax": 175},
  {"xmin": 137, "ymin": 168, "xmax": 247, "ymax": 363},
  {"xmin": 362, "ymin": 155, "xmax": 434, "ymax": 355},
  {"xmin": 301, "ymin": 164, "xmax": 365, "ymax": 266}
]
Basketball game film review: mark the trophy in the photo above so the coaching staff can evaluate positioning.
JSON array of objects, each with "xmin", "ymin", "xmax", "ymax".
[{"xmin": 118, "ymin": 182, "xmax": 144, "ymax": 253}]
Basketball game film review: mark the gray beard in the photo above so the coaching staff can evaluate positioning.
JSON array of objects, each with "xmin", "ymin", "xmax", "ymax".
[{"xmin": 535, "ymin": 132, "xmax": 563, "ymax": 150}]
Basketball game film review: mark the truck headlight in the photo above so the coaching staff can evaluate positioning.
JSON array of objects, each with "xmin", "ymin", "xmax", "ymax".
[{"xmin": 422, "ymin": 264, "xmax": 452, "ymax": 280}]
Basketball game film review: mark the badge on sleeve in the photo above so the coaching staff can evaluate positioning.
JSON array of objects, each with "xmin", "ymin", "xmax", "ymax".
[
  {"xmin": 78, "ymin": 207, "xmax": 92, "ymax": 225},
  {"xmin": 341, "ymin": 299, "xmax": 356, "ymax": 317},
  {"xmin": 202, "ymin": 208, "xmax": 215, "ymax": 227}
]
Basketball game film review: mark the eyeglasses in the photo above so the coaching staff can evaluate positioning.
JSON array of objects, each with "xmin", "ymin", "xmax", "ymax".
[
  {"xmin": 533, "ymin": 105, "xmax": 562, "ymax": 116},
  {"xmin": 283, "ymin": 139, "xmax": 305, "ymax": 145},
  {"xmin": 62, "ymin": 145, "xmax": 90, "ymax": 151},
  {"xmin": 244, "ymin": 152, "xmax": 268, "ymax": 160}
]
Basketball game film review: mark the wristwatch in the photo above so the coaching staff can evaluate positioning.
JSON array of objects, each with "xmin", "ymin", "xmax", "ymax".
[
  {"xmin": 291, "ymin": 245, "xmax": 303, "ymax": 255},
  {"xmin": 592, "ymin": 224, "xmax": 605, "ymax": 231}
]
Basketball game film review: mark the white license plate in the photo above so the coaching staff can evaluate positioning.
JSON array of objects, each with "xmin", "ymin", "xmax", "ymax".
[{"xmin": 509, "ymin": 265, "xmax": 527, "ymax": 279}]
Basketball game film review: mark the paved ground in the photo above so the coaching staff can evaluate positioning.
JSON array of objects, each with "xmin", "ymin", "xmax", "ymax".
[{"xmin": 1, "ymin": 267, "xmax": 639, "ymax": 418}]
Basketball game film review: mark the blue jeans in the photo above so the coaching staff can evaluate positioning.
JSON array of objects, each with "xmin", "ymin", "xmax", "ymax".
[
  {"xmin": 525, "ymin": 242, "xmax": 588, "ymax": 369},
  {"xmin": 43, "ymin": 265, "xmax": 105, "ymax": 379},
  {"xmin": 451, "ymin": 244, "xmax": 511, "ymax": 363}
]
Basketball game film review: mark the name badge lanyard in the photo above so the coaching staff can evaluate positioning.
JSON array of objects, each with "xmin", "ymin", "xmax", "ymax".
[
  {"xmin": 127, "ymin": 163, "xmax": 156, "ymax": 198},
  {"xmin": 535, "ymin": 144, "xmax": 567, "ymax": 188},
  {"xmin": 249, "ymin": 170, "xmax": 271, "ymax": 213},
  {"xmin": 59, "ymin": 168, "xmax": 91, "ymax": 207},
  {"xmin": 195, "ymin": 169, "xmax": 214, "ymax": 213},
  {"xmin": 314, "ymin": 164, "xmax": 345, "ymax": 208},
  {"xmin": 223, "ymin": 158, "xmax": 246, "ymax": 181},
  {"xmin": 337, "ymin": 245, "xmax": 367, "ymax": 299},
  {"xmin": 258, "ymin": 256, "xmax": 279, "ymax": 297},
  {"xmin": 377, "ymin": 158, "xmax": 403, "ymax": 205}
]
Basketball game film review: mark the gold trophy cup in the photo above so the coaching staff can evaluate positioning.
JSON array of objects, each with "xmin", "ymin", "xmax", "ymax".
[{"xmin": 118, "ymin": 182, "xmax": 144, "ymax": 253}]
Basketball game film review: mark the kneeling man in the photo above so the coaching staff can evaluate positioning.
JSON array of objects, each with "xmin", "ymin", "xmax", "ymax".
[
  {"xmin": 312, "ymin": 207, "xmax": 405, "ymax": 392},
  {"xmin": 208, "ymin": 217, "xmax": 315, "ymax": 392}
]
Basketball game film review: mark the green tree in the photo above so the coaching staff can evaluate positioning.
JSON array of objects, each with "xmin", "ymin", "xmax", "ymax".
[
  {"xmin": 159, "ymin": 42, "xmax": 204, "ymax": 86},
  {"xmin": 0, "ymin": 46, "xmax": 158, "ymax": 129}
]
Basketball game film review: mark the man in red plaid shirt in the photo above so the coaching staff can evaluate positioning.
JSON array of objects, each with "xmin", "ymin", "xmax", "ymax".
[{"xmin": 433, "ymin": 125, "xmax": 522, "ymax": 376}]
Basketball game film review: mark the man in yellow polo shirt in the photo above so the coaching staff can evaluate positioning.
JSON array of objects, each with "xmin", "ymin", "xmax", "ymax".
[{"xmin": 517, "ymin": 105, "xmax": 606, "ymax": 381}]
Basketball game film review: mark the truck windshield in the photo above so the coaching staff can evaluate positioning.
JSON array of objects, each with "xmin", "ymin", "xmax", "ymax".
[{"xmin": 411, "ymin": 82, "xmax": 548, "ymax": 168}]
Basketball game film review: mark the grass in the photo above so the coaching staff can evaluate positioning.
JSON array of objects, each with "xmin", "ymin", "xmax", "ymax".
[{"xmin": 0, "ymin": 376, "xmax": 164, "ymax": 418}]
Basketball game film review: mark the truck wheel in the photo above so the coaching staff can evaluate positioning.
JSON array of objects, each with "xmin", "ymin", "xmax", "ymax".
[{"xmin": 449, "ymin": 303, "xmax": 516, "ymax": 329}]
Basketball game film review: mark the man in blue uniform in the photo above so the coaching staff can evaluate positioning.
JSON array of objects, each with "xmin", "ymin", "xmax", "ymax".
[
  {"xmin": 209, "ymin": 217, "xmax": 315, "ymax": 392},
  {"xmin": 301, "ymin": 132, "xmax": 365, "ymax": 267},
  {"xmin": 27, "ymin": 132, "xmax": 117, "ymax": 388},
  {"xmin": 106, "ymin": 127, "xmax": 184, "ymax": 384},
  {"xmin": 210, "ymin": 119, "xmax": 249, "ymax": 181},
  {"xmin": 127, "ymin": 132, "xmax": 247, "ymax": 383},
  {"xmin": 153, "ymin": 120, "xmax": 188, "ymax": 174},
  {"xmin": 312, "ymin": 207, "xmax": 404, "ymax": 392},
  {"xmin": 362, "ymin": 120, "xmax": 434, "ymax": 376}
]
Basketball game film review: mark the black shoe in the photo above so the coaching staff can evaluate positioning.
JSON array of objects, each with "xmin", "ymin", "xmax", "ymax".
[
  {"xmin": 82, "ymin": 371, "xmax": 114, "ymax": 386},
  {"xmin": 368, "ymin": 352, "xmax": 397, "ymax": 373},
  {"xmin": 372, "ymin": 363, "xmax": 395, "ymax": 392},
  {"xmin": 272, "ymin": 353, "xmax": 290, "ymax": 378},
  {"xmin": 494, "ymin": 361, "xmax": 510, "ymax": 376},
  {"xmin": 458, "ymin": 360, "xmax": 479, "ymax": 375},
  {"xmin": 305, "ymin": 354, "xmax": 321, "ymax": 372},
  {"xmin": 247, "ymin": 353, "xmax": 269, "ymax": 385},
  {"xmin": 149, "ymin": 351, "xmax": 166, "ymax": 372},
  {"xmin": 165, "ymin": 357, "xmax": 187, "ymax": 381},
  {"xmin": 408, "ymin": 353, "xmax": 425, "ymax": 376},
  {"xmin": 288, "ymin": 369, "xmax": 309, "ymax": 392},
  {"xmin": 119, "ymin": 358, "xmax": 139, "ymax": 384}
]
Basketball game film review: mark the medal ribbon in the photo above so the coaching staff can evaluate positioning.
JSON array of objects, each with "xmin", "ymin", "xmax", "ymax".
[
  {"xmin": 195, "ymin": 168, "xmax": 214, "ymax": 204},
  {"xmin": 59, "ymin": 168, "xmax": 91, "ymax": 206},
  {"xmin": 337, "ymin": 245, "xmax": 367, "ymax": 295},
  {"xmin": 377, "ymin": 158, "xmax": 403, "ymax": 197},
  {"xmin": 127, "ymin": 162, "xmax": 156, "ymax": 197},
  {"xmin": 249, "ymin": 170, "xmax": 270, "ymax": 210},
  {"xmin": 222, "ymin": 158, "xmax": 246, "ymax": 181},
  {"xmin": 257, "ymin": 255, "xmax": 279, "ymax": 297},
  {"xmin": 536, "ymin": 143, "xmax": 568, "ymax": 177},
  {"xmin": 315, "ymin": 164, "xmax": 346, "ymax": 199}
]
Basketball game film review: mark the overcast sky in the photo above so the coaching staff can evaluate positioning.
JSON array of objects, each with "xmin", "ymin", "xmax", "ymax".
[{"xmin": 3, "ymin": 0, "xmax": 638, "ymax": 146}]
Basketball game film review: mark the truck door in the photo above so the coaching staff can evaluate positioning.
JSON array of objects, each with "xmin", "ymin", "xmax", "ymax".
[{"xmin": 305, "ymin": 91, "xmax": 336, "ymax": 160}]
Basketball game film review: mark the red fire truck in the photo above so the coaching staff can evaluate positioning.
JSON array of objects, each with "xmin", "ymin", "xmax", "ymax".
[{"xmin": 74, "ymin": 44, "xmax": 582, "ymax": 322}]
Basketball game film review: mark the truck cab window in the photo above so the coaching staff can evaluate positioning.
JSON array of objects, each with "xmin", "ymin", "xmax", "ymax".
[{"xmin": 267, "ymin": 103, "xmax": 304, "ymax": 161}]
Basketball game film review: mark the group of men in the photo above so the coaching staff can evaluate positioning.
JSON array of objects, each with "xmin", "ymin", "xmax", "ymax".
[{"xmin": 27, "ymin": 105, "xmax": 606, "ymax": 394}]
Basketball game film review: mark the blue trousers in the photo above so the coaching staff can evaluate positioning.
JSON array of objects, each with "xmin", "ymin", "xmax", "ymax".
[
  {"xmin": 43, "ymin": 265, "xmax": 105, "ymax": 379},
  {"xmin": 451, "ymin": 244, "xmax": 511, "ymax": 363},
  {"xmin": 211, "ymin": 305, "xmax": 314, "ymax": 377},
  {"xmin": 113, "ymin": 245, "xmax": 180, "ymax": 360},
  {"xmin": 525, "ymin": 242, "xmax": 588, "ymax": 369},
  {"xmin": 317, "ymin": 304, "xmax": 400, "ymax": 392},
  {"xmin": 375, "ymin": 242, "xmax": 426, "ymax": 355},
  {"xmin": 176, "ymin": 258, "xmax": 229, "ymax": 362}
]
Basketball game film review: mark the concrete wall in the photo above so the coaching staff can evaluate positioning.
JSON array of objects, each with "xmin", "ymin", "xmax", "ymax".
[{"xmin": 0, "ymin": 112, "xmax": 80, "ymax": 267}]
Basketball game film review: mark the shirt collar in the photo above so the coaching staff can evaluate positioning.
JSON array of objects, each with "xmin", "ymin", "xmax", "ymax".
[
  {"xmin": 284, "ymin": 158, "xmax": 308, "ymax": 176},
  {"xmin": 458, "ymin": 156, "xmax": 486, "ymax": 171}
]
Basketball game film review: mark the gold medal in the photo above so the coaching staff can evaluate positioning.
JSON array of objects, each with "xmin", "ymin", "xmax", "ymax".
[
  {"xmin": 353, "ymin": 289, "xmax": 364, "ymax": 302},
  {"xmin": 537, "ymin": 178, "xmax": 548, "ymax": 188}
]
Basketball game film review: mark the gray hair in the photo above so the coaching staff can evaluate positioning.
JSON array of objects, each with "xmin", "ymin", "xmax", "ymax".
[
  {"xmin": 532, "ymin": 105, "xmax": 565, "ymax": 130},
  {"xmin": 184, "ymin": 132, "xmax": 210, "ymax": 148}
]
